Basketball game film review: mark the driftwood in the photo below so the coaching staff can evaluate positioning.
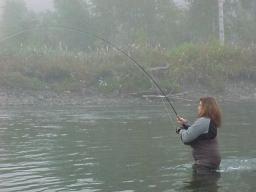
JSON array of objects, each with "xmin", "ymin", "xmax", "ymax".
[
  {"xmin": 149, "ymin": 65, "xmax": 170, "ymax": 72},
  {"xmin": 142, "ymin": 93, "xmax": 192, "ymax": 102},
  {"xmin": 129, "ymin": 90, "xmax": 192, "ymax": 102}
]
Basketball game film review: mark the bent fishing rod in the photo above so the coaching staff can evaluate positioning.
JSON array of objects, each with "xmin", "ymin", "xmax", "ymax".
[{"xmin": 0, "ymin": 25, "xmax": 179, "ymax": 118}]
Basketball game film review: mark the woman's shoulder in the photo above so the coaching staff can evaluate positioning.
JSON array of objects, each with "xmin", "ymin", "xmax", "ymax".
[{"xmin": 195, "ymin": 117, "xmax": 211, "ymax": 124}]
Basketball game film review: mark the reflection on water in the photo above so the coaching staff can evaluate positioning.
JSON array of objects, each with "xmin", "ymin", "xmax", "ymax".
[
  {"xmin": 184, "ymin": 170, "xmax": 221, "ymax": 192},
  {"xmin": 0, "ymin": 102, "xmax": 256, "ymax": 191}
]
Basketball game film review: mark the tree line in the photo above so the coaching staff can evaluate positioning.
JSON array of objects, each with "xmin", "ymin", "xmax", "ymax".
[{"xmin": 2, "ymin": 0, "xmax": 256, "ymax": 50}]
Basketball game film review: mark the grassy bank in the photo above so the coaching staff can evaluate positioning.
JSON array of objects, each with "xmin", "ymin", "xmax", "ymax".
[{"xmin": 0, "ymin": 43, "xmax": 255, "ymax": 96}]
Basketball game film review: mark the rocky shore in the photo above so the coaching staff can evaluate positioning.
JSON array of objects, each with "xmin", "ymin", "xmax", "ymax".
[
  {"xmin": 0, "ymin": 82, "xmax": 255, "ymax": 106},
  {"xmin": 0, "ymin": 89, "xmax": 143, "ymax": 106}
]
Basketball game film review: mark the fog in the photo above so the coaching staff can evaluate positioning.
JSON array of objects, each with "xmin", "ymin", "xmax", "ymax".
[
  {"xmin": 24, "ymin": 0, "xmax": 53, "ymax": 12},
  {"xmin": 0, "ymin": 1, "xmax": 256, "ymax": 192}
]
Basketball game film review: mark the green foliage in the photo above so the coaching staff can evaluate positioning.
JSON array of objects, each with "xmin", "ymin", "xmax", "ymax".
[
  {"xmin": 1, "ymin": 0, "xmax": 256, "ymax": 95},
  {"xmin": 1, "ymin": 0, "xmax": 256, "ymax": 100},
  {"xmin": 0, "ymin": 72, "xmax": 44, "ymax": 90},
  {"xmin": 168, "ymin": 41, "xmax": 255, "ymax": 92},
  {"xmin": 0, "ymin": 42, "xmax": 255, "ymax": 95}
]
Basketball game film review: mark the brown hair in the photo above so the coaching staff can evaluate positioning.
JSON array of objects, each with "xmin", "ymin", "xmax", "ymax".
[{"xmin": 198, "ymin": 97, "xmax": 222, "ymax": 128}]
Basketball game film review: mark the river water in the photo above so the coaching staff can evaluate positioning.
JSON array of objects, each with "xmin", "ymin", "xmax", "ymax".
[{"xmin": 0, "ymin": 101, "xmax": 255, "ymax": 192}]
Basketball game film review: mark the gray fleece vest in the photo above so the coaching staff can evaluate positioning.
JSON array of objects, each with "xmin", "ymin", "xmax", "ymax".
[{"xmin": 179, "ymin": 117, "xmax": 221, "ymax": 168}]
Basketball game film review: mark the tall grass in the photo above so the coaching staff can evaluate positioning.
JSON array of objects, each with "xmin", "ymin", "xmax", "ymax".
[
  {"xmin": 168, "ymin": 42, "xmax": 256, "ymax": 92},
  {"xmin": 0, "ymin": 42, "xmax": 255, "ymax": 95}
]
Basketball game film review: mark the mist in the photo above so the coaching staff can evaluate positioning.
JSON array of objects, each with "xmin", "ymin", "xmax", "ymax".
[
  {"xmin": 0, "ymin": 1, "xmax": 256, "ymax": 192},
  {"xmin": 24, "ymin": 0, "xmax": 54, "ymax": 12}
]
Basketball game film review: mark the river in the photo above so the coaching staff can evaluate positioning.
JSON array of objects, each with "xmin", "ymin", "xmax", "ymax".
[{"xmin": 0, "ymin": 101, "xmax": 255, "ymax": 191}]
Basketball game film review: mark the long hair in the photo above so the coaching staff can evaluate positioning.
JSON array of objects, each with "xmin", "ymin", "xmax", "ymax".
[{"xmin": 198, "ymin": 97, "xmax": 222, "ymax": 128}]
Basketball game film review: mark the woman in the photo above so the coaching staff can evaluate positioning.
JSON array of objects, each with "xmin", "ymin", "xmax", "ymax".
[{"xmin": 176, "ymin": 97, "xmax": 222, "ymax": 173}]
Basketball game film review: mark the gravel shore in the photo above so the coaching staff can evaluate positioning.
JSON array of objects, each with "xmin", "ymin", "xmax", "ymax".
[{"xmin": 0, "ymin": 82, "xmax": 255, "ymax": 106}]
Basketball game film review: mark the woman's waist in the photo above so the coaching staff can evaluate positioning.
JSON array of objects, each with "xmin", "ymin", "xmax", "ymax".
[
  {"xmin": 192, "ymin": 150, "xmax": 221, "ymax": 168},
  {"xmin": 192, "ymin": 145, "xmax": 221, "ymax": 166}
]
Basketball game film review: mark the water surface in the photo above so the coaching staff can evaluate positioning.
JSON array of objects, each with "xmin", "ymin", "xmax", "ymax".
[{"xmin": 0, "ymin": 101, "xmax": 255, "ymax": 191}]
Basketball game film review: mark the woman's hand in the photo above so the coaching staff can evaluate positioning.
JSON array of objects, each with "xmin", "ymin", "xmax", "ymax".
[
  {"xmin": 176, "ymin": 116, "xmax": 188, "ymax": 125},
  {"xmin": 176, "ymin": 116, "xmax": 188, "ymax": 134}
]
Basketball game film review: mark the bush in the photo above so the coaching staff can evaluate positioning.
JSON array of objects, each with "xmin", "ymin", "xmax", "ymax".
[
  {"xmin": 167, "ymin": 42, "xmax": 256, "ymax": 92},
  {"xmin": 0, "ymin": 72, "xmax": 44, "ymax": 90},
  {"xmin": 0, "ymin": 43, "xmax": 255, "ymax": 95}
]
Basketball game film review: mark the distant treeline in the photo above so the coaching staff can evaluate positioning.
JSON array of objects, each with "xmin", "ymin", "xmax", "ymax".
[
  {"xmin": 0, "ymin": 42, "xmax": 255, "ymax": 95},
  {"xmin": 1, "ymin": 0, "xmax": 256, "ymax": 49}
]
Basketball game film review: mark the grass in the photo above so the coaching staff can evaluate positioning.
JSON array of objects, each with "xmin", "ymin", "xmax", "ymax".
[{"xmin": 0, "ymin": 42, "xmax": 255, "ymax": 95}]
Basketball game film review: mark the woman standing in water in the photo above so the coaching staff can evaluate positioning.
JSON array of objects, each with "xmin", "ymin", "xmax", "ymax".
[{"xmin": 176, "ymin": 97, "xmax": 222, "ymax": 173}]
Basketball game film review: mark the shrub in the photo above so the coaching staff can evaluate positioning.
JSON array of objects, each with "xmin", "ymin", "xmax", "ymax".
[{"xmin": 0, "ymin": 43, "xmax": 255, "ymax": 95}]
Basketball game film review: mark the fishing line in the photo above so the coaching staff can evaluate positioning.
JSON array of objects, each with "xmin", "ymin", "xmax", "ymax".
[
  {"xmin": 50, "ymin": 25, "xmax": 179, "ymax": 117},
  {"xmin": 0, "ymin": 25, "xmax": 179, "ymax": 120},
  {"xmin": 160, "ymin": 95, "xmax": 176, "ymax": 127}
]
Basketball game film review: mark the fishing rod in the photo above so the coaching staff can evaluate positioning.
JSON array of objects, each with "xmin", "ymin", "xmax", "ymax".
[
  {"xmin": 0, "ymin": 25, "xmax": 179, "ymax": 118},
  {"xmin": 52, "ymin": 25, "xmax": 179, "ymax": 117}
]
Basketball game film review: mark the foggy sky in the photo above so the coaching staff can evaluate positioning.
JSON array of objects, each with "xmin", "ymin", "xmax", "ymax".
[
  {"xmin": 25, "ymin": 0, "xmax": 53, "ymax": 12},
  {"xmin": 24, "ymin": 0, "xmax": 185, "ymax": 13}
]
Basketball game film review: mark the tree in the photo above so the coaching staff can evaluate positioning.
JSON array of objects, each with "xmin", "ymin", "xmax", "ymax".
[
  {"xmin": 237, "ymin": 0, "xmax": 256, "ymax": 45},
  {"xmin": 218, "ymin": 0, "xmax": 225, "ymax": 45},
  {"xmin": 185, "ymin": 0, "xmax": 219, "ymax": 42},
  {"xmin": 223, "ymin": 0, "xmax": 256, "ymax": 46},
  {"xmin": 92, "ymin": 0, "xmax": 183, "ymax": 48},
  {"xmin": 185, "ymin": 0, "xmax": 256, "ymax": 46},
  {"xmin": 2, "ymin": 0, "xmax": 36, "ymax": 46},
  {"xmin": 240, "ymin": 0, "xmax": 256, "ymax": 18},
  {"xmin": 53, "ymin": 0, "xmax": 94, "ymax": 50}
]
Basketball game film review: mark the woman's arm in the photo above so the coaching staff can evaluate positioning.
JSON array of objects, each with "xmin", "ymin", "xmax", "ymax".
[{"xmin": 179, "ymin": 117, "xmax": 210, "ymax": 144}]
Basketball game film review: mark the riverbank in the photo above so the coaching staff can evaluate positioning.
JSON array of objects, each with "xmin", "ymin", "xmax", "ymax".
[
  {"xmin": 0, "ymin": 81, "xmax": 255, "ymax": 106},
  {"xmin": 1, "ymin": 43, "xmax": 256, "ymax": 100},
  {"xmin": 0, "ymin": 89, "xmax": 141, "ymax": 106}
]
